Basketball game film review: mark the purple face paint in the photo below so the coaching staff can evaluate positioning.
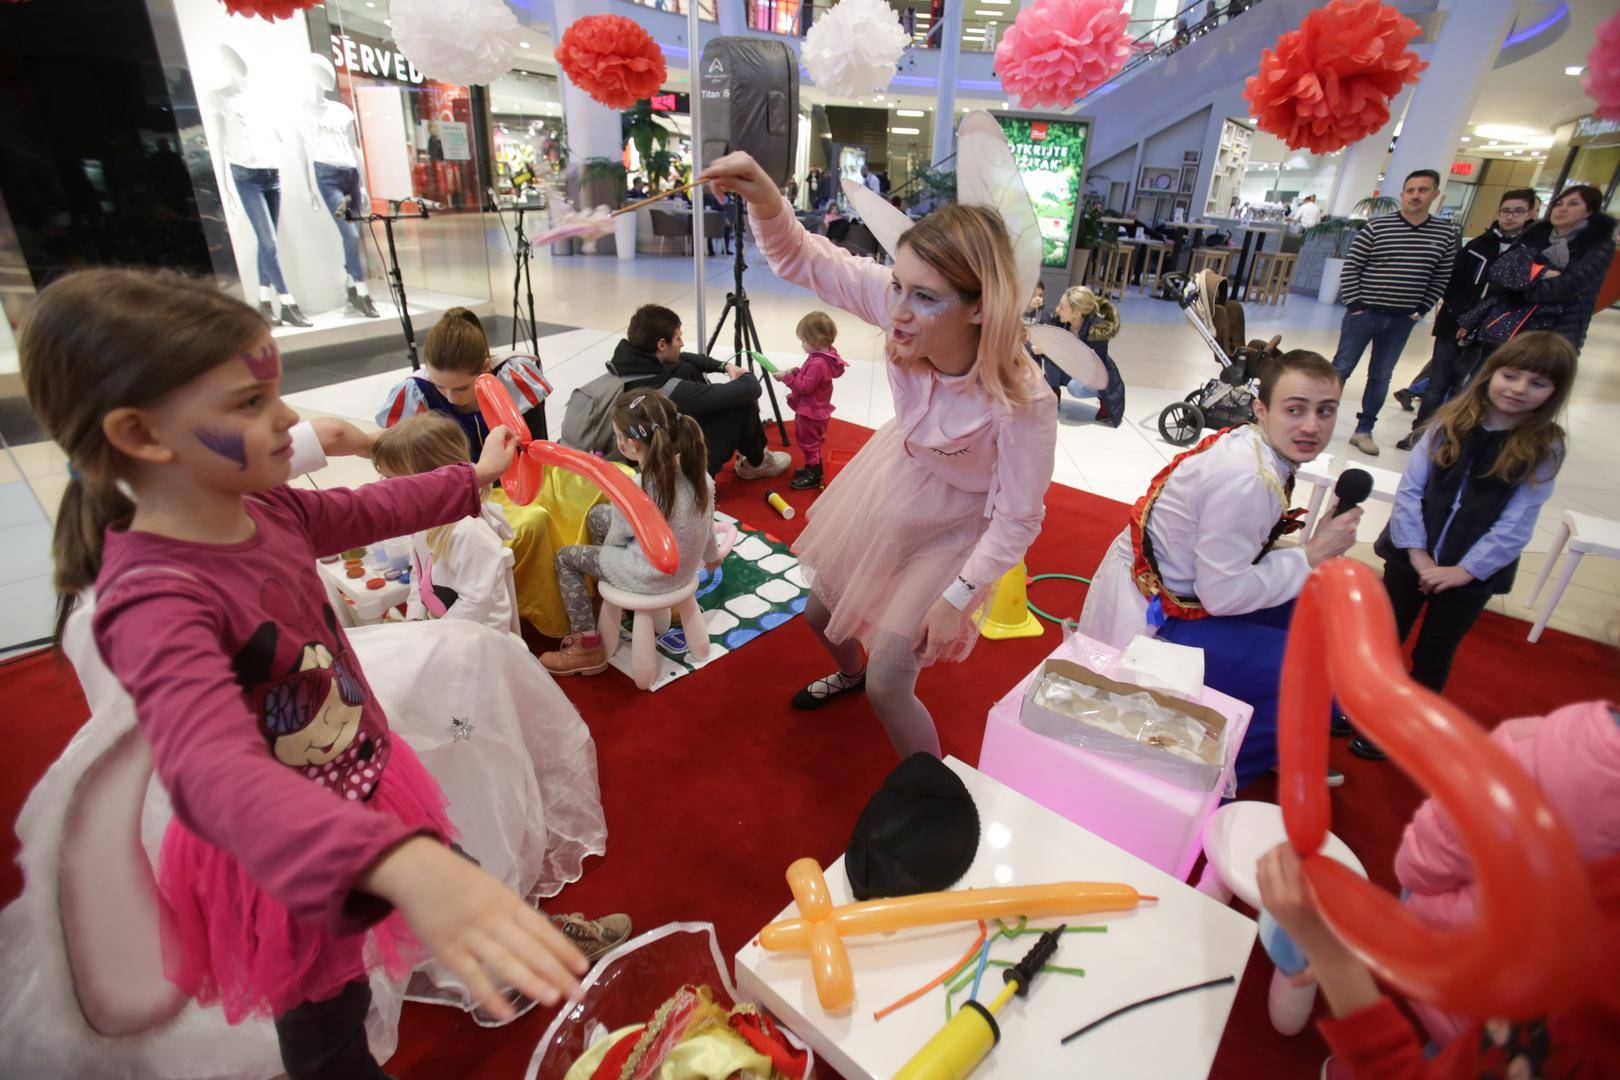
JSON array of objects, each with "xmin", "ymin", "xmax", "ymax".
[
  {"xmin": 242, "ymin": 342, "xmax": 281, "ymax": 382},
  {"xmin": 195, "ymin": 427, "xmax": 247, "ymax": 469}
]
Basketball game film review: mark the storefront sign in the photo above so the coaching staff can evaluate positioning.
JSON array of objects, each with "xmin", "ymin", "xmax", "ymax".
[
  {"xmin": 1572, "ymin": 115, "xmax": 1620, "ymax": 148},
  {"xmin": 1449, "ymin": 161, "xmax": 1474, "ymax": 176},
  {"xmin": 993, "ymin": 115, "xmax": 1090, "ymax": 269},
  {"xmin": 438, "ymin": 120, "xmax": 471, "ymax": 161},
  {"xmin": 330, "ymin": 31, "xmax": 424, "ymax": 86},
  {"xmin": 650, "ymin": 92, "xmax": 690, "ymax": 114}
]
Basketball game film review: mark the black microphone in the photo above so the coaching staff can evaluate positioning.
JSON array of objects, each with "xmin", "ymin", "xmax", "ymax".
[{"xmin": 1330, "ymin": 468, "xmax": 1374, "ymax": 518}]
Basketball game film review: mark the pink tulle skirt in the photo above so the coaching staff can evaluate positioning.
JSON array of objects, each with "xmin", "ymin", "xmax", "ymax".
[
  {"xmin": 795, "ymin": 420, "xmax": 998, "ymax": 665},
  {"xmin": 156, "ymin": 740, "xmax": 455, "ymax": 1024}
]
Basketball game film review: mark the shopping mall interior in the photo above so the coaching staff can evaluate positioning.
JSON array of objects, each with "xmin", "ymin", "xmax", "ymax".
[{"xmin": 1, "ymin": 1, "xmax": 1618, "ymax": 1078}]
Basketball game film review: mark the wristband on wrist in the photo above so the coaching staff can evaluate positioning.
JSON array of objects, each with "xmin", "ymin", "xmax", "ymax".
[{"xmin": 942, "ymin": 576, "xmax": 977, "ymax": 612}]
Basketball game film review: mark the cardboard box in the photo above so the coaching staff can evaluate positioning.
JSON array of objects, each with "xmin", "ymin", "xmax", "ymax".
[{"xmin": 1019, "ymin": 657, "xmax": 1232, "ymax": 791}]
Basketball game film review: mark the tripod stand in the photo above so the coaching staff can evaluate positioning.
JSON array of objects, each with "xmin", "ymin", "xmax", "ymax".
[
  {"xmin": 703, "ymin": 195, "xmax": 789, "ymax": 447},
  {"xmin": 347, "ymin": 198, "xmax": 429, "ymax": 370},
  {"xmin": 503, "ymin": 195, "xmax": 542, "ymax": 358}
]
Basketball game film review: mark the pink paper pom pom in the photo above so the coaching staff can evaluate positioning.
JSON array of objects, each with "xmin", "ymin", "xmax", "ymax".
[
  {"xmin": 994, "ymin": 0, "xmax": 1134, "ymax": 111},
  {"xmin": 1585, "ymin": 11, "xmax": 1620, "ymax": 121}
]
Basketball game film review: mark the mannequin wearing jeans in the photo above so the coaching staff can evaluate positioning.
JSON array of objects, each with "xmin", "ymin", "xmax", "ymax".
[
  {"xmin": 302, "ymin": 54, "xmax": 379, "ymax": 319},
  {"xmin": 209, "ymin": 44, "xmax": 311, "ymax": 328}
]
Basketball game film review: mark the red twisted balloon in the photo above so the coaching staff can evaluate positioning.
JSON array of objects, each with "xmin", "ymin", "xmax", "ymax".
[
  {"xmin": 474, "ymin": 374, "xmax": 679, "ymax": 575},
  {"xmin": 1278, "ymin": 558, "xmax": 1594, "ymax": 1019}
]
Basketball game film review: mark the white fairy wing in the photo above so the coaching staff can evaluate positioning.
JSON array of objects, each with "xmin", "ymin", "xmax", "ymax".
[
  {"xmin": 956, "ymin": 110, "xmax": 1044, "ymax": 307},
  {"xmin": 839, "ymin": 177, "xmax": 914, "ymax": 256},
  {"xmin": 1026, "ymin": 324, "xmax": 1108, "ymax": 390}
]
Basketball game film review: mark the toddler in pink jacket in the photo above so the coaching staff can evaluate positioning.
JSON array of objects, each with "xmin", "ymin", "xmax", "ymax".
[
  {"xmin": 1395, "ymin": 699, "xmax": 1620, "ymax": 1046},
  {"xmin": 780, "ymin": 309, "xmax": 848, "ymax": 490}
]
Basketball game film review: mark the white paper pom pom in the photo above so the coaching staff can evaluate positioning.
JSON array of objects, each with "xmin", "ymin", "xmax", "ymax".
[
  {"xmin": 391, "ymin": 0, "xmax": 524, "ymax": 87},
  {"xmin": 802, "ymin": 0, "xmax": 911, "ymax": 100}
]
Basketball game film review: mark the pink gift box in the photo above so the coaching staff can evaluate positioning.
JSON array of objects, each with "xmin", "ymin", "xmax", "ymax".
[{"xmin": 977, "ymin": 631, "xmax": 1251, "ymax": 880}]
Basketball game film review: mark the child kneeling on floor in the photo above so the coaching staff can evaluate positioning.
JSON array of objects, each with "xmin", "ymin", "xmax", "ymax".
[
  {"xmin": 778, "ymin": 310, "xmax": 848, "ymax": 490},
  {"xmin": 372, "ymin": 413, "xmax": 517, "ymax": 634},
  {"xmin": 543, "ymin": 391, "xmax": 722, "ymax": 676}
]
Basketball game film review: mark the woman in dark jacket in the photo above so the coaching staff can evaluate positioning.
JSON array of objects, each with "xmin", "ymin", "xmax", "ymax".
[{"xmin": 1466, "ymin": 185, "xmax": 1615, "ymax": 357}]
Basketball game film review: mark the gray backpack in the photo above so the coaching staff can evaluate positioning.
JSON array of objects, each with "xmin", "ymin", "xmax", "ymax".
[{"xmin": 559, "ymin": 364, "xmax": 681, "ymax": 457}]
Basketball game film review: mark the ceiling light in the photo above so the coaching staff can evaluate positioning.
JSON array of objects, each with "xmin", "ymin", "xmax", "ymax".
[
  {"xmin": 1459, "ymin": 135, "xmax": 1471, "ymax": 142},
  {"xmin": 891, "ymin": 127, "xmax": 920, "ymax": 135},
  {"xmin": 975, "ymin": 7, "xmax": 1002, "ymax": 13},
  {"xmin": 520, "ymin": 41, "xmax": 531, "ymax": 48},
  {"xmin": 897, "ymin": 108, "xmax": 925, "ymax": 117},
  {"xmin": 875, "ymin": 94, "xmax": 885, "ymax": 100},
  {"xmin": 1565, "ymin": 65, "xmax": 1585, "ymax": 76},
  {"xmin": 1473, "ymin": 123, "xmax": 1548, "ymax": 143},
  {"xmin": 365, "ymin": 1, "xmax": 375, "ymax": 6}
]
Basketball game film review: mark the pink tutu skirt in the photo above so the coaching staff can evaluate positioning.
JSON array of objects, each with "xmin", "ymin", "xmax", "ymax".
[
  {"xmin": 795, "ymin": 420, "xmax": 999, "ymax": 666},
  {"xmin": 156, "ymin": 740, "xmax": 456, "ymax": 1024}
]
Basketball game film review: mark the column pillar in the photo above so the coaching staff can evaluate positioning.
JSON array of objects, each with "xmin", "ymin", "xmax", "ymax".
[
  {"xmin": 1327, "ymin": 86, "xmax": 1411, "ymax": 215},
  {"xmin": 1382, "ymin": 0, "xmax": 1516, "ymax": 199},
  {"xmin": 718, "ymin": 0, "xmax": 746, "ymax": 36},
  {"xmin": 929, "ymin": 0, "xmax": 967, "ymax": 165}
]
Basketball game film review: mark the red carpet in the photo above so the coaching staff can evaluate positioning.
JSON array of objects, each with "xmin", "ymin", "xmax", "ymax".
[{"xmin": 5, "ymin": 415, "xmax": 1618, "ymax": 1078}]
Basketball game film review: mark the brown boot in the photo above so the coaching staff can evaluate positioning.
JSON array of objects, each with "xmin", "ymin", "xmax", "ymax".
[{"xmin": 540, "ymin": 633, "xmax": 609, "ymax": 676}]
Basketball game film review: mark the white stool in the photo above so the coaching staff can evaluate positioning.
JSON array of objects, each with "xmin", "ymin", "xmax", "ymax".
[
  {"xmin": 1526, "ymin": 509, "xmax": 1620, "ymax": 643},
  {"xmin": 1195, "ymin": 801, "xmax": 1366, "ymax": 1036},
  {"xmin": 598, "ymin": 579, "xmax": 709, "ymax": 690},
  {"xmin": 1297, "ymin": 454, "xmax": 1403, "ymax": 535}
]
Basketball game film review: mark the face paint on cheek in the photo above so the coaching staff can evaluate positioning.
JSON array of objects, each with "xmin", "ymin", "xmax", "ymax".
[
  {"xmin": 242, "ymin": 342, "xmax": 281, "ymax": 382},
  {"xmin": 195, "ymin": 426, "xmax": 248, "ymax": 469}
]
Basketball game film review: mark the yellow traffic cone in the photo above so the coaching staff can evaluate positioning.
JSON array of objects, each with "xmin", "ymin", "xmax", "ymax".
[{"xmin": 977, "ymin": 561, "xmax": 1044, "ymax": 640}]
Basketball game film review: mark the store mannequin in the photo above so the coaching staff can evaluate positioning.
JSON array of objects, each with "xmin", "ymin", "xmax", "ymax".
[
  {"xmin": 209, "ymin": 44, "xmax": 311, "ymax": 327},
  {"xmin": 301, "ymin": 55, "xmax": 379, "ymax": 319}
]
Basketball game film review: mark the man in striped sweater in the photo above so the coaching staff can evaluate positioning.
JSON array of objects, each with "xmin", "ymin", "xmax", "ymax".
[{"xmin": 1331, "ymin": 170, "xmax": 1459, "ymax": 455}]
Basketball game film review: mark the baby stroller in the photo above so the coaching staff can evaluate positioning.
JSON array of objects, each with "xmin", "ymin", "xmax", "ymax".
[{"xmin": 1156, "ymin": 269, "xmax": 1282, "ymax": 446}]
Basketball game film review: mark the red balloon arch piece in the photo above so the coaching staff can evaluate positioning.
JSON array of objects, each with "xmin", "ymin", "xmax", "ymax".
[
  {"xmin": 474, "ymin": 375, "xmax": 679, "ymax": 576},
  {"xmin": 554, "ymin": 14, "xmax": 668, "ymax": 110},
  {"xmin": 1278, "ymin": 559, "xmax": 1594, "ymax": 1020},
  {"xmin": 217, "ymin": 0, "xmax": 320, "ymax": 20},
  {"xmin": 1243, "ymin": 0, "xmax": 1427, "ymax": 155}
]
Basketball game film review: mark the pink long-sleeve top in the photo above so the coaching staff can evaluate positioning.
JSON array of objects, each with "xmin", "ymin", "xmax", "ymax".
[
  {"xmin": 749, "ymin": 196, "xmax": 1057, "ymax": 590},
  {"xmin": 93, "ymin": 464, "xmax": 481, "ymax": 936},
  {"xmin": 780, "ymin": 346, "xmax": 847, "ymax": 422},
  {"xmin": 1393, "ymin": 699, "xmax": 1620, "ymax": 1044}
]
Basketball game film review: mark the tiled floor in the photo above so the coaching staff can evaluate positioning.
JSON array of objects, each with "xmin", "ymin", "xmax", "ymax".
[{"xmin": 8, "ymin": 238, "xmax": 1620, "ymax": 644}]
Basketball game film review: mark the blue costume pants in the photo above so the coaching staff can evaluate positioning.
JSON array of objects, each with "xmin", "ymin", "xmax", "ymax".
[{"xmin": 1158, "ymin": 601, "xmax": 1295, "ymax": 787}]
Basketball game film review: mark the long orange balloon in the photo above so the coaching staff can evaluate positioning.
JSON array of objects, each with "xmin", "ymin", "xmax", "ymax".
[
  {"xmin": 1278, "ymin": 558, "xmax": 1594, "ymax": 1019},
  {"xmin": 474, "ymin": 374, "xmax": 680, "ymax": 575},
  {"xmin": 759, "ymin": 858, "xmax": 1150, "ymax": 1012}
]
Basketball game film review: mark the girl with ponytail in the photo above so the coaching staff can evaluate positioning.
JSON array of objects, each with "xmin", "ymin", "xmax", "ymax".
[
  {"xmin": 18, "ymin": 268, "xmax": 587, "ymax": 1075},
  {"xmin": 542, "ymin": 390, "xmax": 721, "ymax": 676}
]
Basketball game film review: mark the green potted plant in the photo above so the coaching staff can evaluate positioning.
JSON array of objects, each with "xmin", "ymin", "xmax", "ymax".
[
  {"xmin": 582, "ymin": 157, "xmax": 628, "ymax": 257},
  {"xmin": 1303, "ymin": 194, "xmax": 1398, "ymax": 302},
  {"xmin": 1069, "ymin": 200, "xmax": 1111, "ymax": 286}
]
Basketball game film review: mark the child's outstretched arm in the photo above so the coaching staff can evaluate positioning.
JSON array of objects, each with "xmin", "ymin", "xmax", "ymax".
[
  {"xmin": 358, "ymin": 835, "xmax": 587, "ymax": 1017},
  {"xmin": 278, "ymin": 428, "xmax": 517, "ymax": 557},
  {"xmin": 310, "ymin": 416, "xmax": 377, "ymax": 459}
]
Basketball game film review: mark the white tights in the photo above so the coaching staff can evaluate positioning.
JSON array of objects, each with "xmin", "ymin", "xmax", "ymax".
[{"xmin": 804, "ymin": 592, "xmax": 941, "ymax": 759}]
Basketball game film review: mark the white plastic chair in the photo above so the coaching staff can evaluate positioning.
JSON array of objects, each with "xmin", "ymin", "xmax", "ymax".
[
  {"xmin": 1525, "ymin": 510, "xmax": 1620, "ymax": 643},
  {"xmin": 597, "ymin": 522, "xmax": 741, "ymax": 691},
  {"xmin": 1195, "ymin": 801, "xmax": 1366, "ymax": 1036}
]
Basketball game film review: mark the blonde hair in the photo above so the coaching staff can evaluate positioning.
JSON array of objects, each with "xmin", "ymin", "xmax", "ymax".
[
  {"xmin": 19, "ymin": 268, "xmax": 269, "ymax": 642},
  {"xmin": 796, "ymin": 310, "xmax": 838, "ymax": 349},
  {"xmin": 894, "ymin": 204, "xmax": 1041, "ymax": 408},
  {"xmin": 371, "ymin": 413, "xmax": 476, "ymax": 562},
  {"xmin": 423, "ymin": 308, "xmax": 490, "ymax": 374}
]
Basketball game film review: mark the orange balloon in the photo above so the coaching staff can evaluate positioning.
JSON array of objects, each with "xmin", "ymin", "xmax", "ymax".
[
  {"xmin": 760, "ymin": 860, "xmax": 1150, "ymax": 1012},
  {"xmin": 474, "ymin": 374, "xmax": 680, "ymax": 575},
  {"xmin": 1278, "ymin": 558, "xmax": 1595, "ymax": 1019}
]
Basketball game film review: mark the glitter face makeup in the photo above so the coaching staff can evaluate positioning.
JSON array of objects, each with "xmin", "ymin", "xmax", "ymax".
[
  {"xmin": 242, "ymin": 342, "xmax": 281, "ymax": 382},
  {"xmin": 195, "ymin": 426, "xmax": 248, "ymax": 469},
  {"xmin": 888, "ymin": 276, "xmax": 960, "ymax": 320}
]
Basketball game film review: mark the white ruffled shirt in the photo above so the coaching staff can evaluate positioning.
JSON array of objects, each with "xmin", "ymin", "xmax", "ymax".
[
  {"xmin": 1079, "ymin": 425, "xmax": 1310, "ymax": 648},
  {"xmin": 406, "ymin": 502, "xmax": 516, "ymax": 634}
]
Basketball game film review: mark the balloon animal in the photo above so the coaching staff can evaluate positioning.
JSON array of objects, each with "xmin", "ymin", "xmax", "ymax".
[
  {"xmin": 474, "ymin": 373, "xmax": 679, "ymax": 574},
  {"xmin": 1278, "ymin": 558, "xmax": 1595, "ymax": 1019},
  {"xmin": 758, "ymin": 858, "xmax": 1154, "ymax": 1012}
]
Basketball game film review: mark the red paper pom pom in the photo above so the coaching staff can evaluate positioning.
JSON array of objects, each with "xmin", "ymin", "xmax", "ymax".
[
  {"xmin": 217, "ymin": 0, "xmax": 320, "ymax": 21},
  {"xmin": 1585, "ymin": 11, "xmax": 1620, "ymax": 121},
  {"xmin": 555, "ymin": 14, "xmax": 668, "ymax": 111},
  {"xmin": 1244, "ymin": 0, "xmax": 1427, "ymax": 155}
]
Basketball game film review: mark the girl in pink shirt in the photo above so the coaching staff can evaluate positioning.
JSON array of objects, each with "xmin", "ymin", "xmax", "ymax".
[
  {"xmin": 18, "ymin": 270, "xmax": 587, "ymax": 1077},
  {"xmin": 706, "ymin": 153, "xmax": 1057, "ymax": 759},
  {"xmin": 779, "ymin": 309, "xmax": 848, "ymax": 490}
]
